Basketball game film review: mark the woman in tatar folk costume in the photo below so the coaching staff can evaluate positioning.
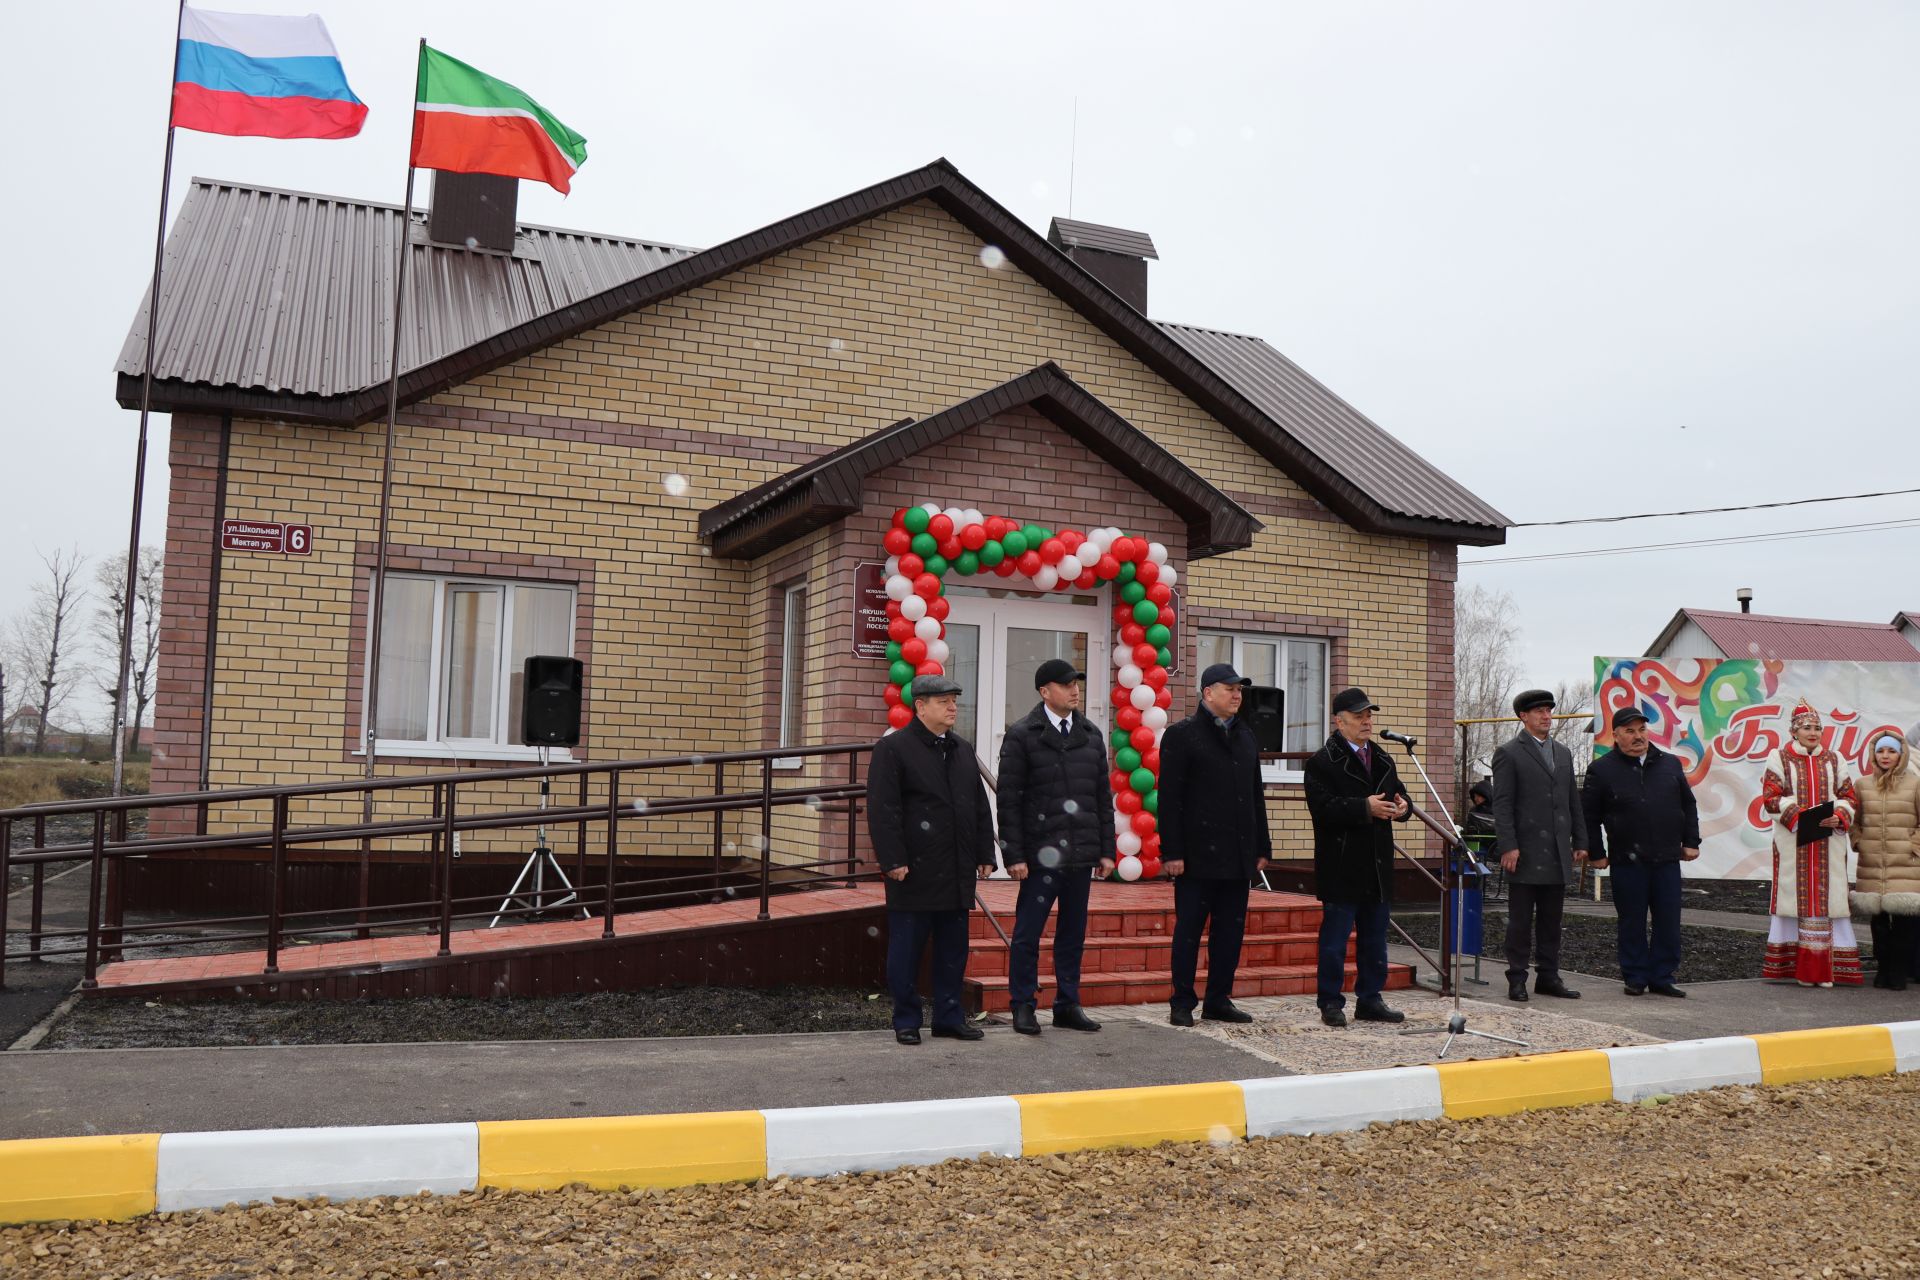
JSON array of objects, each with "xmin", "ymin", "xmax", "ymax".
[{"xmin": 1759, "ymin": 703, "xmax": 1862, "ymax": 986}]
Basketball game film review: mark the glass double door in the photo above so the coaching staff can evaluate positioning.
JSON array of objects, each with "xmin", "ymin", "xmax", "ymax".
[{"xmin": 940, "ymin": 588, "xmax": 1110, "ymax": 777}]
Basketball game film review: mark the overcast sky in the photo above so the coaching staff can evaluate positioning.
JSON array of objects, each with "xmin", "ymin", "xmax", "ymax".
[{"xmin": 5, "ymin": 1, "xmax": 1916, "ymax": 727}]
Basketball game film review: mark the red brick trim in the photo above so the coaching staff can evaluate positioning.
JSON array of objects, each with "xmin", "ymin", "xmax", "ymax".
[
  {"xmin": 150, "ymin": 414, "xmax": 226, "ymax": 820},
  {"xmin": 342, "ymin": 543, "xmax": 598, "ymax": 765},
  {"xmin": 406, "ymin": 401, "xmax": 827, "ymax": 468},
  {"xmin": 1221, "ymin": 488, "xmax": 1342, "ymax": 525}
]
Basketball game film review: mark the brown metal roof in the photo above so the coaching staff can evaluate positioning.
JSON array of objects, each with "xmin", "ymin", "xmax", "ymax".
[
  {"xmin": 1047, "ymin": 217, "xmax": 1159, "ymax": 260},
  {"xmin": 1653, "ymin": 609, "xmax": 1920, "ymax": 663},
  {"xmin": 115, "ymin": 178, "xmax": 693, "ymax": 400},
  {"xmin": 1158, "ymin": 323, "xmax": 1509, "ymax": 533},
  {"xmin": 699, "ymin": 363, "xmax": 1259, "ymax": 561}
]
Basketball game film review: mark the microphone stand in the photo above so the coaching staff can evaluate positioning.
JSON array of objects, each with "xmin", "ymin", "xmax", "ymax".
[{"xmin": 1383, "ymin": 731, "xmax": 1527, "ymax": 1059}]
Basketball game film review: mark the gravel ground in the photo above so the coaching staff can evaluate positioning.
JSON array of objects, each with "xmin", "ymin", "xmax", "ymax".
[
  {"xmin": 1399, "ymin": 910, "xmax": 1767, "ymax": 982},
  {"xmin": 8, "ymin": 1073, "xmax": 1917, "ymax": 1278},
  {"xmin": 37, "ymin": 987, "xmax": 897, "ymax": 1050}
]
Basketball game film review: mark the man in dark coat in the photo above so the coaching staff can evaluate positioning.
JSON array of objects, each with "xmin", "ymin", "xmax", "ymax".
[
  {"xmin": 1157, "ymin": 663, "xmax": 1272, "ymax": 1026},
  {"xmin": 1302, "ymin": 687, "xmax": 1412, "ymax": 1027},
  {"xmin": 1491, "ymin": 688, "xmax": 1590, "ymax": 1002},
  {"xmin": 997, "ymin": 658, "xmax": 1116, "ymax": 1035},
  {"xmin": 866, "ymin": 673, "xmax": 997, "ymax": 1045},
  {"xmin": 1584, "ymin": 706, "xmax": 1700, "ymax": 998}
]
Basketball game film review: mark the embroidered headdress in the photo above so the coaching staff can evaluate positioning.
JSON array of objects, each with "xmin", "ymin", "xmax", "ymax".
[{"xmin": 1789, "ymin": 703, "xmax": 1822, "ymax": 730}]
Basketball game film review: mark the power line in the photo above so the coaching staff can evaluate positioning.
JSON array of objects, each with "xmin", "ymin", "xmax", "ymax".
[
  {"xmin": 1462, "ymin": 516, "xmax": 1920, "ymax": 567},
  {"xmin": 1510, "ymin": 485, "xmax": 1920, "ymax": 528}
]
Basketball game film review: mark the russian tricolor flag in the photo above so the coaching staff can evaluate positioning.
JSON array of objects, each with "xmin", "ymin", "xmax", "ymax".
[{"xmin": 172, "ymin": 7, "xmax": 366, "ymax": 140}]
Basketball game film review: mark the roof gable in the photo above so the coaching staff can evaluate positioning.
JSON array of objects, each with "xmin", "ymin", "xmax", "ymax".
[{"xmin": 1650, "ymin": 608, "xmax": 1920, "ymax": 663}]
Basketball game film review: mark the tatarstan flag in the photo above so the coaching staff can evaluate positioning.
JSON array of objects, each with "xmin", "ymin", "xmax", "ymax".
[{"xmin": 409, "ymin": 45, "xmax": 587, "ymax": 193}]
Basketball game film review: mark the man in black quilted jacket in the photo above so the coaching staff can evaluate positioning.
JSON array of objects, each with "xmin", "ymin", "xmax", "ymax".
[{"xmin": 998, "ymin": 658, "xmax": 1115, "ymax": 1035}]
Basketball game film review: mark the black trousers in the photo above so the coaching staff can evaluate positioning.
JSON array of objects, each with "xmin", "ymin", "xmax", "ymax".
[
  {"xmin": 1170, "ymin": 876, "xmax": 1249, "ymax": 1011},
  {"xmin": 1610, "ymin": 859, "xmax": 1682, "ymax": 987},
  {"xmin": 1008, "ymin": 865, "xmax": 1093, "ymax": 1007},
  {"xmin": 886, "ymin": 908, "xmax": 970, "ymax": 1031},
  {"xmin": 1869, "ymin": 912, "xmax": 1920, "ymax": 985},
  {"xmin": 1504, "ymin": 881, "xmax": 1566, "ymax": 983}
]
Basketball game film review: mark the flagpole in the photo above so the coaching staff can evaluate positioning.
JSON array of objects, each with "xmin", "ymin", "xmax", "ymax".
[
  {"xmin": 112, "ymin": 0, "xmax": 189, "ymax": 800},
  {"xmin": 359, "ymin": 38, "xmax": 426, "ymax": 931}
]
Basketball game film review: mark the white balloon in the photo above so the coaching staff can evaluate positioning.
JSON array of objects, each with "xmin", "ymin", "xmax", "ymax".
[
  {"xmin": 920, "ymin": 502, "xmax": 942, "ymax": 516},
  {"xmin": 885, "ymin": 574, "xmax": 913, "ymax": 601},
  {"xmin": 885, "ymin": 554, "xmax": 900, "ymax": 577},
  {"xmin": 1057, "ymin": 554, "xmax": 1083, "ymax": 579},
  {"xmin": 1158, "ymin": 565, "xmax": 1178, "ymax": 587},
  {"xmin": 964, "ymin": 509, "xmax": 984, "ymax": 528},
  {"xmin": 1113, "ymin": 644, "xmax": 1133, "ymax": 667},
  {"xmin": 927, "ymin": 638, "xmax": 950, "ymax": 664},
  {"xmin": 1118, "ymin": 664, "xmax": 1143, "ymax": 689},
  {"xmin": 1130, "ymin": 684, "xmax": 1157, "ymax": 710},
  {"xmin": 1116, "ymin": 829, "xmax": 1143, "ymax": 857},
  {"xmin": 1143, "ymin": 706, "xmax": 1169, "ymax": 730},
  {"xmin": 943, "ymin": 507, "xmax": 965, "ymax": 525},
  {"xmin": 900, "ymin": 594, "xmax": 927, "ymax": 621},
  {"xmin": 1116, "ymin": 854, "xmax": 1144, "ymax": 882},
  {"xmin": 913, "ymin": 615, "xmax": 942, "ymax": 641},
  {"xmin": 1146, "ymin": 541, "xmax": 1169, "ymax": 566},
  {"xmin": 1087, "ymin": 529, "xmax": 1114, "ymax": 553},
  {"xmin": 1032, "ymin": 565, "xmax": 1059, "ymax": 590}
]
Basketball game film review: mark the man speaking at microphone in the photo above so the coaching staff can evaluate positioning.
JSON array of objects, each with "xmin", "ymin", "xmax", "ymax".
[{"xmin": 1303, "ymin": 687, "xmax": 1412, "ymax": 1026}]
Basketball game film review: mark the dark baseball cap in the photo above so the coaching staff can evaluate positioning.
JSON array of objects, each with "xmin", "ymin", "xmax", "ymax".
[
  {"xmin": 1512, "ymin": 689, "xmax": 1556, "ymax": 714},
  {"xmin": 911, "ymin": 674, "xmax": 964, "ymax": 699},
  {"xmin": 1200, "ymin": 663, "xmax": 1251, "ymax": 691},
  {"xmin": 1611, "ymin": 706, "xmax": 1650, "ymax": 729},
  {"xmin": 1034, "ymin": 658, "xmax": 1086, "ymax": 689},
  {"xmin": 1331, "ymin": 687, "xmax": 1378, "ymax": 716}
]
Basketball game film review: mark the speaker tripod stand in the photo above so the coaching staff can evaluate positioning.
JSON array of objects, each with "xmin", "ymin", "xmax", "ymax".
[{"xmin": 491, "ymin": 744, "xmax": 588, "ymax": 927}]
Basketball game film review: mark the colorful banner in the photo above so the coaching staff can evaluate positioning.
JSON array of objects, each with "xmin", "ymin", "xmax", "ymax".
[{"xmin": 1593, "ymin": 657, "xmax": 1920, "ymax": 879}]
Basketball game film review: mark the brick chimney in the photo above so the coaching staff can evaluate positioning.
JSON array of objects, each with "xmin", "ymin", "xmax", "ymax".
[{"xmin": 1047, "ymin": 217, "xmax": 1158, "ymax": 314}]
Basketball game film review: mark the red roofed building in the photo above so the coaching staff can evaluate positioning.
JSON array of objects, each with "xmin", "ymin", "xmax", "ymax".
[{"xmin": 1648, "ymin": 608, "xmax": 1920, "ymax": 664}]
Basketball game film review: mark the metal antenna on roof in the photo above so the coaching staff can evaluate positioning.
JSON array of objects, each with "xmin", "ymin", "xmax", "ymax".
[{"xmin": 1067, "ymin": 97, "xmax": 1079, "ymax": 218}]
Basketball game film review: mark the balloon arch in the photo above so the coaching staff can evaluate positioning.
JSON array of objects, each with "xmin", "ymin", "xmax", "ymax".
[{"xmin": 876, "ymin": 501, "xmax": 1178, "ymax": 880}]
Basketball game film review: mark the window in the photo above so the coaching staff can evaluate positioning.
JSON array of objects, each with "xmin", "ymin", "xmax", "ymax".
[
  {"xmin": 775, "ymin": 583, "xmax": 806, "ymax": 768},
  {"xmin": 368, "ymin": 574, "xmax": 576, "ymax": 758},
  {"xmin": 1197, "ymin": 629, "xmax": 1329, "ymax": 781}
]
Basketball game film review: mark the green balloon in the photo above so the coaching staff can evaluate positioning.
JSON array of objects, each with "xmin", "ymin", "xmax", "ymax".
[
  {"xmin": 899, "ymin": 680, "xmax": 915, "ymax": 705},
  {"xmin": 1132, "ymin": 600, "xmax": 1160, "ymax": 625},
  {"xmin": 954, "ymin": 550, "xmax": 980, "ymax": 576},
  {"xmin": 979, "ymin": 540, "xmax": 1005, "ymax": 567},
  {"xmin": 923, "ymin": 554, "xmax": 948, "ymax": 576},
  {"xmin": 902, "ymin": 507, "xmax": 931, "ymax": 534},
  {"xmin": 1145, "ymin": 623, "xmax": 1171, "ymax": 648},
  {"xmin": 1118, "ymin": 561, "xmax": 1137, "ymax": 583},
  {"xmin": 1129, "ymin": 767, "xmax": 1157, "ymax": 795},
  {"xmin": 1001, "ymin": 530, "xmax": 1028, "ymax": 557},
  {"xmin": 1022, "ymin": 524, "xmax": 1046, "ymax": 547},
  {"xmin": 1156, "ymin": 647, "xmax": 1174, "ymax": 669},
  {"xmin": 910, "ymin": 532, "xmax": 938, "ymax": 558},
  {"xmin": 1144, "ymin": 789, "xmax": 1158, "ymax": 814},
  {"xmin": 889, "ymin": 659, "xmax": 915, "ymax": 686},
  {"xmin": 1033, "ymin": 526, "xmax": 1053, "ymax": 544},
  {"xmin": 886, "ymin": 641, "xmax": 903, "ymax": 662},
  {"xmin": 1116, "ymin": 746, "xmax": 1142, "ymax": 772},
  {"xmin": 1110, "ymin": 729, "xmax": 1132, "ymax": 751},
  {"xmin": 1119, "ymin": 581, "xmax": 1147, "ymax": 605}
]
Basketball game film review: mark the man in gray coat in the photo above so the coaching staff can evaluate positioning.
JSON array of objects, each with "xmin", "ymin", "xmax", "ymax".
[{"xmin": 1491, "ymin": 688, "xmax": 1590, "ymax": 1002}]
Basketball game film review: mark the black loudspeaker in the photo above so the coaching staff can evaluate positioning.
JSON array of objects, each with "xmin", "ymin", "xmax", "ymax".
[
  {"xmin": 522, "ymin": 656, "xmax": 583, "ymax": 747},
  {"xmin": 1245, "ymin": 685, "xmax": 1286, "ymax": 753}
]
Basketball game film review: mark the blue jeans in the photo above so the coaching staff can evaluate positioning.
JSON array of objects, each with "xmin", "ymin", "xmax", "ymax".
[
  {"xmin": 1610, "ymin": 859, "xmax": 1682, "ymax": 987},
  {"xmin": 886, "ymin": 908, "xmax": 970, "ymax": 1031},
  {"xmin": 1317, "ymin": 900, "xmax": 1390, "ymax": 1011},
  {"xmin": 1008, "ymin": 865, "xmax": 1093, "ymax": 1007}
]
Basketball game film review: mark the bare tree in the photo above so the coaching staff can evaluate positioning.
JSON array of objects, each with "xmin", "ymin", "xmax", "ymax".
[
  {"xmin": 90, "ymin": 547, "xmax": 164, "ymax": 754},
  {"xmin": 1454, "ymin": 584, "xmax": 1523, "ymax": 785},
  {"xmin": 6, "ymin": 548, "xmax": 88, "ymax": 755},
  {"xmin": 1548, "ymin": 676, "xmax": 1597, "ymax": 772}
]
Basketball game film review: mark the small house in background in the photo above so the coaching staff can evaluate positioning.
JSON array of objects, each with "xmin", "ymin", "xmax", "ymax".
[{"xmin": 1646, "ymin": 603, "xmax": 1920, "ymax": 665}]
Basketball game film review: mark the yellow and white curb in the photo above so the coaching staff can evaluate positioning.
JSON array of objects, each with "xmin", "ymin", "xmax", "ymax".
[{"xmin": 4, "ymin": 1019, "xmax": 1915, "ymax": 1225}]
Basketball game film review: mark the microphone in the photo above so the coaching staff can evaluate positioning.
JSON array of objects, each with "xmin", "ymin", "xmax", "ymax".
[{"xmin": 1379, "ymin": 729, "xmax": 1418, "ymax": 747}]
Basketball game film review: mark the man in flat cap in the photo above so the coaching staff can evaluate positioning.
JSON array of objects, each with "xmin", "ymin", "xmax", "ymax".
[
  {"xmin": 997, "ymin": 657, "xmax": 1114, "ymax": 1035},
  {"xmin": 1303, "ymin": 687, "xmax": 1412, "ymax": 1026},
  {"xmin": 866, "ymin": 673, "xmax": 997, "ymax": 1045},
  {"xmin": 1583, "ymin": 706, "xmax": 1699, "ymax": 997},
  {"xmin": 1158, "ymin": 662, "xmax": 1272, "ymax": 1026},
  {"xmin": 1490, "ymin": 688, "xmax": 1589, "ymax": 1001}
]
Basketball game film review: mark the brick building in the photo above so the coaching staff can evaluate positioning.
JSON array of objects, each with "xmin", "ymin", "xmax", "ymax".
[{"xmin": 115, "ymin": 160, "xmax": 1507, "ymax": 904}]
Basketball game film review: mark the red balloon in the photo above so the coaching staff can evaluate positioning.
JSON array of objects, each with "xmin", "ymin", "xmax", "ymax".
[
  {"xmin": 1011, "ymin": 550, "xmax": 1038, "ymax": 577},
  {"xmin": 1132, "ymin": 642, "xmax": 1158, "ymax": 666},
  {"xmin": 885, "ymin": 601, "xmax": 903, "ymax": 621},
  {"xmin": 1130, "ymin": 538, "xmax": 1152, "ymax": 561},
  {"xmin": 992, "ymin": 558, "xmax": 1018, "ymax": 577},
  {"xmin": 1130, "ymin": 811, "xmax": 1157, "ymax": 837},
  {"xmin": 1143, "ymin": 749, "xmax": 1161, "ymax": 774},
  {"xmin": 1143, "ymin": 833, "xmax": 1162, "ymax": 859},
  {"xmin": 913, "ymin": 573, "xmax": 941, "ymax": 599},
  {"xmin": 1140, "ymin": 856, "xmax": 1162, "ymax": 879},
  {"xmin": 937, "ymin": 537, "xmax": 963, "ymax": 560},
  {"xmin": 1110, "ymin": 768, "xmax": 1132, "ymax": 795},
  {"xmin": 1121, "ymin": 623, "xmax": 1147, "ymax": 647},
  {"xmin": 891, "ymin": 507, "xmax": 909, "ymax": 529},
  {"xmin": 1116, "ymin": 789, "xmax": 1143, "ymax": 815},
  {"xmin": 1111, "ymin": 537, "xmax": 1136, "ymax": 562},
  {"xmin": 900, "ymin": 638, "xmax": 928, "ymax": 665},
  {"xmin": 915, "ymin": 660, "xmax": 942, "ymax": 677},
  {"xmin": 1157, "ymin": 606, "xmax": 1176, "ymax": 627},
  {"xmin": 883, "ymin": 527, "xmax": 912, "ymax": 556},
  {"xmin": 1129, "ymin": 726, "xmax": 1156, "ymax": 751},
  {"xmin": 1059, "ymin": 530, "xmax": 1085, "ymax": 553},
  {"xmin": 960, "ymin": 523, "xmax": 988, "ymax": 551},
  {"xmin": 1095, "ymin": 554, "xmax": 1121, "ymax": 580},
  {"xmin": 927, "ymin": 596, "xmax": 950, "ymax": 621},
  {"xmin": 1144, "ymin": 665, "xmax": 1169, "ymax": 690},
  {"xmin": 1146, "ymin": 583, "xmax": 1173, "ymax": 607},
  {"xmin": 927, "ymin": 514, "xmax": 954, "ymax": 541},
  {"xmin": 984, "ymin": 516, "xmax": 1010, "ymax": 540},
  {"xmin": 888, "ymin": 704, "xmax": 913, "ymax": 729},
  {"xmin": 1039, "ymin": 537, "xmax": 1065, "ymax": 566},
  {"xmin": 1074, "ymin": 571, "xmax": 1097, "ymax": 589},
  {"xmin": 1155, "ymin": 686, "xmax": 1173, "ymax": 709},
  {"xmin": 888, "ymin": 617, "xmax": 915, "ymax": 643},
  {"xmin": 883, "ymin": 683, "xmax": 902, "ymax": 707},
  {"xmin": 1134, "ymin": 560, "xmax": 1160, "ymax": 585},
  {"xmin": 898, "ymin": 553, "xmax": 924, "ymax": 578},
  {"xmin": 1113, "ymin": 603, "xmax": 1136, "ymax": 626},
  {"xmin": 1110, "ymin": 685, "xmax": 1132, "ymax": 708},
  {"xmin": 1116, "ymin": 706, "xmax": 1144, "ymax": 732}
]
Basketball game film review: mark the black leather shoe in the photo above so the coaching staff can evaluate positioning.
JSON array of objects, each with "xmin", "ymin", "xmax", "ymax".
[
  {"xmin": 1623, "ymin": 983, "xmax": 1646, "ymax": 996},
  {"xmin": 1535, "ymin": 977, "xmax": 1581, "ymax": 999},
  {"xmin": 1169, "ymin": 1007, "xmax": 1196, "ymax": 1027},
  {"xmin": 1051, "ymin": 1004, "xmax": 1102, "ymax": 1032},
  {"xmin": 1011, "ymin": 1002, "xmax": 1042, "ymax": 1036},
  {"xmin": 1320, "ymin": 1007, "xmax": 1348, "ymax": 1028},
  {"xmin": 931, "ymin": 1023, "xmax": 984, "ymax": 1041},
  {"xmin": 895, "ymin": 1029, "xmax": 921, "ymax": 1045},
  {"xmin": 1648, "ymin": 983, "xmax": 1687, "ymax": 998},
  {"xmin": 1353, "ymin": 999, "xmax": 1404, "ymax": 1024},
  {"xmin": 1507, "ymin": 979, "xmax": 1530, "ymax": 1003},
  {"xmin": 1202, "ymin": 1001, "xmax": 1254, "ymax": 1024}
]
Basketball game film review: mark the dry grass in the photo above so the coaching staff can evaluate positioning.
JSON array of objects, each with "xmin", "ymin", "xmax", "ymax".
[{"xmin": 0, "ymin": 759, "xmax": 149, "ymax": 809}]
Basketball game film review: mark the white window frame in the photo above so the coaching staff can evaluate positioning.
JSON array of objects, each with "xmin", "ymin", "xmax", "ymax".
[
  {"xmin": 362, "ymin": 573, "xmax": 578, "ymax": 761},
  {"xmin": 774, "ymin": 582, "xmax": 806, "ymax": 770},
  {"xmin": 1197, "ymin": 629, "xmax": 1330, "ymax": 783}
]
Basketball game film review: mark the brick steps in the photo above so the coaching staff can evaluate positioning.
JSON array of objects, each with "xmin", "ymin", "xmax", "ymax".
[
  {"xmin": 966, "ymin": 961, "xmax": 1417, "ymax": 1013},
  {"xmin": 968, "ymin": 903, "xmax": 1322, "ymax": 942},
  {"xmin": 964, "ymin": 930, "xmax": 1339, "ymax": 978}
]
